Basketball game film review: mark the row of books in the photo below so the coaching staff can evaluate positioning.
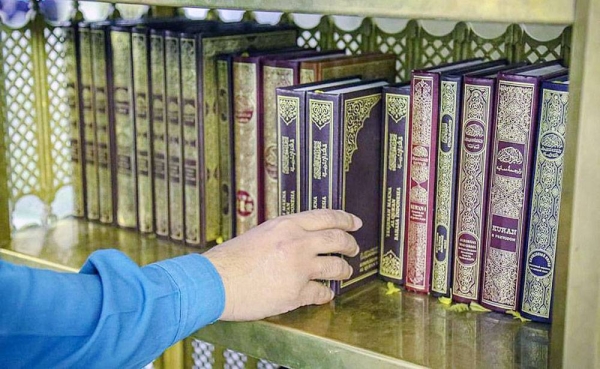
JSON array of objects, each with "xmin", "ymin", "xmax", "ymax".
[
  {"xmin": 64, "ymin": 17, "xmax": 397, "ymax": 246},
  {"xmin": 275, "ymin": 59, "xmax": 569, "ymax": 323}
]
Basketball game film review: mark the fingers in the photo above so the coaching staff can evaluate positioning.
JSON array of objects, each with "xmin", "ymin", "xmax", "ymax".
[
  {"xmin": 308, "ymin": 256, "xmax": 353, "ymax": 281},
  {"xmin": 286, "ymin": 209, "xmax": 363, "ymax": 232},
  {"xmin": 308, "ymin": 229, "xmax": 360, "ymax": 257},
  {"xmin": 299, "ymin": 281, "xmax": 335, "ymax": 306}
]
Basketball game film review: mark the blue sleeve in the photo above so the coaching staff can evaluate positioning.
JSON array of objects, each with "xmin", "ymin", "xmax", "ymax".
[{"xmin": 0, "ymin": 249, "xmax": 225, "ymax": 369}]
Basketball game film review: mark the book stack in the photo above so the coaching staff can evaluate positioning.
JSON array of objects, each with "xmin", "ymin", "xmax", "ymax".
[
  {"xmin": 64, "ymin": 18, "xmax": 300, "ymax": 246},
  {"xmin": 378, "ymin": 59, "xmax": 569, "ymax": 322}
]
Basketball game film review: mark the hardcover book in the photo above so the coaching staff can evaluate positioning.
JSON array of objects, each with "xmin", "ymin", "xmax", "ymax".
[
  {"xmin": 379, "ymin": 82, "xmax": 411, "ymax": 285},
  {"xmin": 111, "ymin": 25, "xmax": 138, "ymax": 229},
  {"xmin": 233, "ymin": 49, "xmax": 328, "ymax": 234},
  {"xmin": 307, "ymin": 79, "xmax": 389, "ymax": 295},
  {"xmin": 91, "ymin": 22, "xmax": 116, "ymax": 225},
  {"xmin": 165, "ymin": 30, "xmax": 184, "ymax": 241},
  {"xmin": 299, "ymin": 53, "xmax": 396, "ymax": 84},
  {"xmin": 79, "ymin": 23, "xmax": 100, "ymax": 221},
  {"xmin": 276, "ymin": 77, "xmax": 362, "ymax": 216},
  {"xmin": 404, "ymin": 59, "xmax": 487, "ymax": 293},
  {"xmin": 150, "ymin": 29, "xmax": 169, "ymax": 238},
  {"xmin": 451, "ymin": 62, "xmax": 528, "ymax": 304},
  {"xmin": 262, "ymin": 51, "xmax": 345, "ymax": 221},
  {"xmin": 174, "ymin": 23, "xmax": 298, "ymax": 244},
  {"xmin": 217, "ymin": 46, "xmax": 316, "ymax": 240},
  {"xmin": 480, "ymin": 61, "xmax": 568, "ymax": 312},
  {"xmin": 430, "ymin": 59, "xmax": 509, "ymax": 297},
  {"xmin": 216, "ymin": 54, "xmax": 235, "ymax": 241},
  {"xmin": 132, "ymin": 27, "xmax": 154, "ymax": 233},
  {"xmin": 63, "ymin": 23, "xmax": 86, "ymax": 218},
  {"xmin": 520, "ymin": 76, "xmax": 569, "ymax": 322}
]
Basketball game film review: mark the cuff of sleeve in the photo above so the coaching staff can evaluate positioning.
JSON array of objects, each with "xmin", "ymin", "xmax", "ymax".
[{"xmin": 155, "ymin": 253, "xmax": 225, "ymax": 342}]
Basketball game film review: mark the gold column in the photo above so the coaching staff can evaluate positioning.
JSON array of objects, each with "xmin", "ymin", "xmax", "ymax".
[
  {"xmin": 0, "ymin": 29, "xmax": 11, "ymax": 240},
  {"xmin": 553, "ymin": 0, "xmax": 600, "ymax": 366},
  {"xmin": 30, "ymin": 14, "xmax": 54, "ymax": 224}
]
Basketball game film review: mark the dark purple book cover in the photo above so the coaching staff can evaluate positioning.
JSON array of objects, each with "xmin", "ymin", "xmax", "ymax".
[
  {"xmin": 308, "ymin": 80, "xmax": 388, "ymax": 295},
  {"xmin": 451, "ymin": 62, "xmax": 528, "ymax": 304},
  {"xmin": 276, "ymin": 77, "xmax": 361, "ymax": 216},
  {"xmin": 379, "ymin": 83, "xmax": 411, "ymax": 285},
  {"xmin": 480, "ymin": 61, "xmax": 568, "ymax": 312}
]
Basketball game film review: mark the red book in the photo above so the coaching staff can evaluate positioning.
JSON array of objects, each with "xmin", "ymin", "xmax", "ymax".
[{"xmin": 480, "ymin": 61, "xmax": 567, "ymax": 312}]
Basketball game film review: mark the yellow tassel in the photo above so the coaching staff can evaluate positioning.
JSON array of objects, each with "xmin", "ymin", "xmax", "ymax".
[
  {"xmin": 438, "ymin": 296, "xmax": 453, "ymax": 305},
  {"xmin": 447, "ymin": 303, "xmax": 470, "ymax": 312},
  {"xmin": 506, "ymin": 310, "xmax": 532, "ymax": 322},
  {"xmin": 216, "ymin": 237, "xmax": 224, "ymax": 245},
  {"xmin": 470, "ymin": 302, "xmax": 492, "ymax": 312},
  {"xmin": 385, "ymin": 282, "xmax": 401, "ymax": 295}
]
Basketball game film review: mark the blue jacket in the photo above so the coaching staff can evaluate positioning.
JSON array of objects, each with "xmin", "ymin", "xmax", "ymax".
[{"xmin": 0, "ymin": 249, "xmax": 225, "ymax": 368}]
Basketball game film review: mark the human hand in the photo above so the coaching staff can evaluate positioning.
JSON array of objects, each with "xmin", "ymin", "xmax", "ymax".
[{"xmin": 203, "ymin": 209, "xmax": 362, "ymax": 321}]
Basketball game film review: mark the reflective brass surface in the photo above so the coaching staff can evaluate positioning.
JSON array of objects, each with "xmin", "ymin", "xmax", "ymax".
[{"xmin": 1, "ymin": 219, "xmax": 551, "ymax": 368}]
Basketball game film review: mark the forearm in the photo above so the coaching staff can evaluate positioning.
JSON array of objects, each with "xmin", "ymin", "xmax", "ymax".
[{"xmin": 0, "ymin": 249, "xmax": 224, "ymax": 368}]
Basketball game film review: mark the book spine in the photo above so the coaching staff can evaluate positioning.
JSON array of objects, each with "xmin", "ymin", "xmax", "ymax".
[
  {"xmin": 79, "ymin": 26, "xmax": 100, "ymax": 221},
  {"xmin": 132, "ymin": 31, "xmax": 154, "ymax": 233},
  {"xmin": 300, "ymin": 65, "xmax": 318, "ymax": 84},
  {"xmin": 263, "ymin": 65, "xmax": 296, "ymax": 220},
  {"xmin": 379, "ymin": 89, "xmax": 411, "ymax": 285},
  {"xmin": 201, "ymin": 30, "xmax": 297, "ymax": 241},
  {"xmin": 150, "ymin": 32, "xmax": 169, "ymax": 238},
  {"xmin": 233, "ymin": 59, "xmax": 261, "ymax": 235},
  {"xmin": 277, "ymin": 89, "xmax": 302, "ymax": 216},
  {"xmin": 216, "ymin": 57, "xmax": 235, "ymax": 241},
  {"xmin": 480, "ymin": 76, "xmax": 541, "ymax": 312},
  {"xmin": 91, "ymin": 27, "xmax": 115, "ymax": 225},
  {"xmin": 452, "ymin": 77, "xmax": 496, "ymax": 304},
  {"xmin": 111, "ymin": 28, "xmax": 138, "ymax": 229},
  {"xmin": 404, "ymin": 72, "xmax": 439, "ymax": 293},
  {"xmin": 307, "ymin": 93, "xmax": 340, "ymax": 293},
  {"xmin": 181, "ymin": 36, "xmax": 205, "ymax": 246},
  {"xmin": 520, "ymin": 81, "xmax": 569, "ymax": 322},
  {"xmin": 431, "ymin": 76, "xmax": 463, "ymax": 297},
  {"xmin": 64, "ymin": 25, "xmax": 86, "ymax": 218},
  {"xmin": 165, "ymin": 34, "xmax": 184, "ymax": 241}
]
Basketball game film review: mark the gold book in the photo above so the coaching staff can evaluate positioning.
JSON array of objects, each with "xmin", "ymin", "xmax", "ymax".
[
  {"xmin": 91, "ymin": 24, "xmax": 116, "ymax": 225},
  {"xmin": 111, "ymin": 27, "xmax": 138, "ymax": 229},
  {"xmin": 132, "ymin": 28, "xmax": 154, "ymax": 233},
  {"xmin": 63, "ymin": 24, "xmax": 85, "ymax": 218},
  {"xmin": 150, "ymin": 30, "xmax": 169, "ymax": 238},
  {"xmin": 79, "ymin": 24, "xmax": 100, "ymax": 221},
  {"xmin": 165, "ymin": 32, "xmax": 184, "ymax": 241}
]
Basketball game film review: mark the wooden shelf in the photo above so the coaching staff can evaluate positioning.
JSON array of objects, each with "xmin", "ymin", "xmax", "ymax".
[
  {"xmin": 0, "ymin": 219, "xmax": 552, "ymax": 368},
  {"xmin": 93, "ymin": 0, "xmax": 575, "ymax": 24}
]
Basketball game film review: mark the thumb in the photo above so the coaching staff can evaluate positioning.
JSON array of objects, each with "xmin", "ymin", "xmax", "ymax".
[{"xmin": 299, "ymin": 281, "xmax": 335, "ymax": 306}]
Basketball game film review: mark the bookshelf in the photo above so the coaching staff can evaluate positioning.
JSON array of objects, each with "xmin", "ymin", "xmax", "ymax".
[{"xmin": 0, "ymin": 0, "xmax": 598, "ymax": 368}]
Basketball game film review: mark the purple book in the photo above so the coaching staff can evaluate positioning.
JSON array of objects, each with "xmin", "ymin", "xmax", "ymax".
[
  {"xmin": 276, "ymin": 77, "xmax": 362, "ymax": 216},
  {"xmin": 379, "ymin": 82, "xmax": 411, "ymax": 285},
  {"xmin": 263, "ymin": 51, "xmax": 345, "ymax": 221},
  {"xmin": 480, "ymin": 60, "xmax": 568, "ymax": 312},
  {"xmin": 451, "ymin": 62, "xmax": 527, "ymax": 304},
  {"xmin": 404, "ymin": 59, "xmax": 487, "ymax": 294},
  {"xmin": 307, "ymin": 79, "xmax": 389, "ymax": 295}
]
